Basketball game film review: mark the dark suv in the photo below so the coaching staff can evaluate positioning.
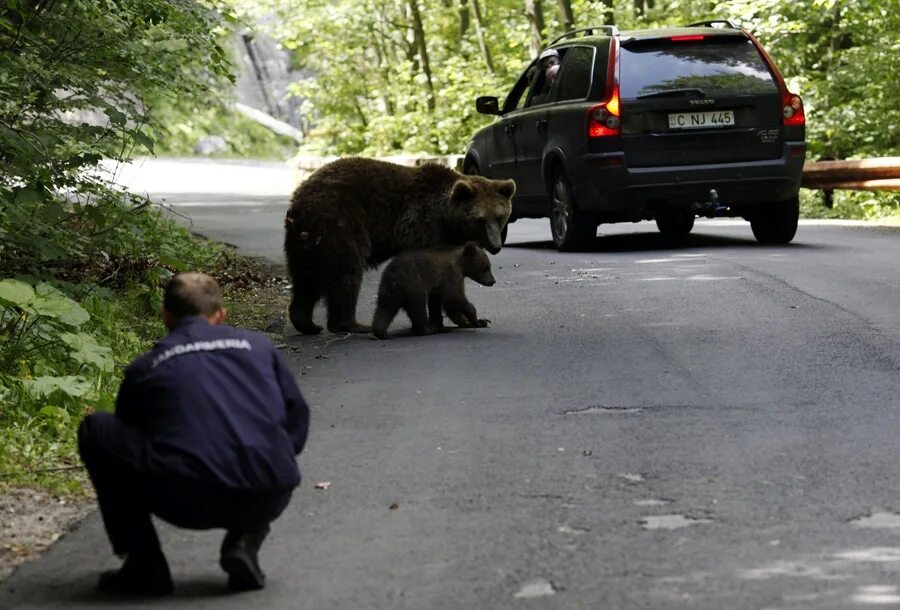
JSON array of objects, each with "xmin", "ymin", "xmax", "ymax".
[{"xmin": 464, "ymin": 20, "xmax": 806, "ymax": 251}]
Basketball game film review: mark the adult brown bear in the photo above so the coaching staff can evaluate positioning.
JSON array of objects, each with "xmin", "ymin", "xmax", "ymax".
[{"xmin": 284, "ymin": 158, "xmax": 515, "ymax": 335}]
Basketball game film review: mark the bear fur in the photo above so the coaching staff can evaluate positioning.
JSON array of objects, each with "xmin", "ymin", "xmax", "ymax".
[
  {"xmin": 372, "ymin": 242, "xmax": 496, "ymax": 340},
  {"xmin": 284, "ymin": 157, "xmax": 515, "ymax": 335}
]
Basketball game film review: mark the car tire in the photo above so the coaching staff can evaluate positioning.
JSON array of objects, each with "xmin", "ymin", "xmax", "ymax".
[
  {"xmin": 655, "ymin": 209, "xmax": 695, "ymax": 237},
  {"xmin": 550, "ymin": 173, "xmax": 596, "ymax": 252},
  {"xmin": 750, "ymin": 195, "xmax": 799, "ymax": 245}
]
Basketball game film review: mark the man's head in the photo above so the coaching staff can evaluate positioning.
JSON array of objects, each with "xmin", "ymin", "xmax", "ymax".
[
  {"xmin": 538, "ymin": 48, "xmax": 560, "ymax": 67},
  {"xmin": 162, "ymin": 272, "xmax": 226, "ymax": 330}
]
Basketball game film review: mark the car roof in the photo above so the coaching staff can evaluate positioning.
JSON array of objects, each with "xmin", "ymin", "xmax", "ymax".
[
  {"xmin": 620, "ymin": 26, "xmax": 747, "ymax": 43},
  {"xmin": 548, "ymin": 25, "xmax": 747, "ymax": 50}
]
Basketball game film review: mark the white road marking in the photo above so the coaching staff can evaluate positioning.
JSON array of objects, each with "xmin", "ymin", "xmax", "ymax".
[
  {"xmin": 513, "ymin": 580, "xmax": 557, "ymax": 598},
  {"xmin": 639, "ymin": 514, "xmax": 711, "ymax": 530}
]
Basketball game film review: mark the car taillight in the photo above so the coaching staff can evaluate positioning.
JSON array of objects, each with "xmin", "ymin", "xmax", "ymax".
[
  {"xmin": 782, "ymin": 92, "xmax": 805, "ymax": 126},
  {"xmin": 670, "ymin": 35, "xmax": 705, "ymax": 42},
  {"xmin": 744, "ymin": 29, "xmax": 806, "ymax": 129},
  {"xmin": 588, "ymin": 86, "xmax": 621, "ymax": 137}
]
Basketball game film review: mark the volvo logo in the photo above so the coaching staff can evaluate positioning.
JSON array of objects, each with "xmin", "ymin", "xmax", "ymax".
[{"xmin": 689, "ymin": 99, "xmax": 715, "ymax": 106}]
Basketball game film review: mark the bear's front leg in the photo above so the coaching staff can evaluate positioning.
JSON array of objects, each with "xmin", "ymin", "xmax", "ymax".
[
  {"xmin": 445, "ymin": 298, "xmax": 489, "ymax": 329},
  {"xmin": 406, "ymin": 294, "xmax": 435, "ymax": 336}
]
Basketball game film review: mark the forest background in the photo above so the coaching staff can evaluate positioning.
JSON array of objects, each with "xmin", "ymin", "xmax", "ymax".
[{"xmin": 0, "ymin": 0, "xmax": 897, "ymax": 496}]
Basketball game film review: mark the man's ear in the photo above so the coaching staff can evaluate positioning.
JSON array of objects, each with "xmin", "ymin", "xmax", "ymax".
[
  {"xmin": 161, "ymin": 307, "xmax": 175, "ymax": 331},
  {"xmin": 209, "ymin": 308, "xmax": 227, "ymax": 325}
]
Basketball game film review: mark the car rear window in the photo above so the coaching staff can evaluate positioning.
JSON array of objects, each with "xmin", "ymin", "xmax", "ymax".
[{"xmin": 619, "ymin": 37, "xmax": 778, "ymax": 99}]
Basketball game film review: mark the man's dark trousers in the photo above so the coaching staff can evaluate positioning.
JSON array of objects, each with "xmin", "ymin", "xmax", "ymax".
[{"xmin": 78, "ymin": 412, "xmax": 293, "ymax": 556}]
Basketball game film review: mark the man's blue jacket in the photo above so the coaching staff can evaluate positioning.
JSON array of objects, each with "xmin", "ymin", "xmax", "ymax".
[{"xmin": 116, "ymin": 316, "xmax": 309, "ymax": 491}]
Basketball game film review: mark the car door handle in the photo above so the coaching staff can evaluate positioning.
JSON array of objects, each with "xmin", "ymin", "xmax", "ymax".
[{"xmin": 536, "ymin": 119, "xmax": 547, "ymax": 131}]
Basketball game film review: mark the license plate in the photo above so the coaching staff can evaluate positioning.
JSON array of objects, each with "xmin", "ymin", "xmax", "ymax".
[{"xmin": 668, "ymin": 110, "xmax": 735, "ymax": 130}]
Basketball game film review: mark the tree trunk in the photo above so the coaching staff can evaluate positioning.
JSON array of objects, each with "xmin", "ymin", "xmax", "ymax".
[
  {"xmin": 556, "ymin": 0, "xmax": 574, "ymax": 31},
  {"xmin": 470, "ymin": 0, "xmax": 495, "ymax": 74},
  {"xmin": 524, "ymin": 0, "xmax": 545, "ymax": 56},
  {"xmin": 633, "ymin": 0, "xmax": 645, "ymax": 18},
  {"xmin": 459, "ymin": 0, "xmax": 470, "ymax": 36},
  {"xmin": 370, "ymin": 28, "xmax": 396, "ymax": 116},
  {"xmin": 407, "ymin": 0, "xmax": 436, "ymax": 111}
]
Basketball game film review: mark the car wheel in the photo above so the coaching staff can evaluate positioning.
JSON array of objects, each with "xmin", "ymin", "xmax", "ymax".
[
  {"xmin": 655, "ymin": 209, "xmax": 695, "ymax": 237},
  {"xmin": 550, "ymin": 173, "xmax": 596, "ymax": 252},
  {"xmin": 750, "ymin": 195, "xmax": 799, "ymax": 244}
]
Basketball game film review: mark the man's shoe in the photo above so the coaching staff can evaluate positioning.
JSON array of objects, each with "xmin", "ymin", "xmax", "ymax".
[
  {"xmin": 220, "ymin": 529, "xmax": 268, "ymax": 591},
  {"xmin": 98, "ymin": 549, "xmax": 173, "ymax": 596}
]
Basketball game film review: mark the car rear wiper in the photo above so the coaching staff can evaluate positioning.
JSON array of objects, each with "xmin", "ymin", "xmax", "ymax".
[{"xmin": 637, "ymin": 88, "xmax": 708, "ymax": 99}]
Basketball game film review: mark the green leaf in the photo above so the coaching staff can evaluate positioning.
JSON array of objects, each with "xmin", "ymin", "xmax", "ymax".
[
  {"xmin": 38, "ymin": 405, "xmax": 71, "ymax": 422},
  {"xmin": 22, "ymin": 375, "xmax": 90, "ymax": 398},
  {"xmin": 30, "ymin": 284, "xmax": 90, "ymax": 327},
  {"xmin": 0, "ymin": 279, "xmax": 35, "ymax": 307},
  {"xmin": 157, "ymin": 255, "xmax": 187, "ymax": 271},
  {"xmin": 59, "ymin": 332, "xmax": 115, "ymax": 371},
  {"xmin": 14, "ymin": 187, "xmax": 44, "ymax": 205},
  {"xmin": 132, "ymin": 130, "xmax": 155, "ymax": 153},
  {"xmin": 104, "ymin": 107, "xmax": 128, "ymax": 127}
]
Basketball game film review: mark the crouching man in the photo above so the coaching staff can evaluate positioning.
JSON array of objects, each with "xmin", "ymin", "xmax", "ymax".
[{"xmin": 78, "ymin": 272, "xmax": 309, "ymax": 596}]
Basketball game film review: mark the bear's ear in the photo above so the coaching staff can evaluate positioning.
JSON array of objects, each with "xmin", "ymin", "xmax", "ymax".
[
  {"xmin": 496, "ymin": 179, "xmax": 516, "ymax": 199},
  {"xmin": 451, "ymin": 180, "xmax": 476, "ymax": 203},
  {"xmin": 462, "ymin": 241, "xmax": 480, "ymax": 257}
]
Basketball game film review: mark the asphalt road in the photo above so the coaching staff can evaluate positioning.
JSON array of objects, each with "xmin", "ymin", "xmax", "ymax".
[{"xmin": 3, "ymin": 184, "xmax": 900, "ymax": 609}]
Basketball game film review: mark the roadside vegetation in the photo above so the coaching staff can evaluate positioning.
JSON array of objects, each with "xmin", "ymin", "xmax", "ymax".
[{"xmin": 0, "ymin": 1, "xmax": 289, "ymax": 495}]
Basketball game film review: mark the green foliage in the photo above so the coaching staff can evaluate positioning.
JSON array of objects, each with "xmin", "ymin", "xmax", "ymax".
[
  {"xmin": 0, "ymin": 0, "xmax": 234, "ymax": 268},
  {"xmin": 149, "ymin": 100, "xmax": 298, "ymax": 159},
  {"xmin": 0, "ymin": 279, "xmax": 159, "ymax": 491}
]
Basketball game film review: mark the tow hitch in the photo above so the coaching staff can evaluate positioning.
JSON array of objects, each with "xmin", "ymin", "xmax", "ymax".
[{"xmin": 692, "ymin": 189, "xmax": 730, "ymax": 217}]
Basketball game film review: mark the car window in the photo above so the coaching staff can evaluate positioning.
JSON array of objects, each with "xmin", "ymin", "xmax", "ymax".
[
  {"xmin": 503, "ymin": 70, "xmax": 533, "ymax": 113},
  {"xmin": 523, "ymin": 46, "xmax": 573, "ymax": 108},
  {"xmin": 555, "ymin": 46, "xmax": 595, "ymax": 102},
  {"xmin": 619, "ymin": 37, "xmax": 779, "ymax": 99}
]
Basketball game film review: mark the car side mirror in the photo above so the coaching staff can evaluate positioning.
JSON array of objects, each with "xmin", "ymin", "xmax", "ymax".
[{"xmin": 476, "ymin": 96, "xmax": 500, "ymax": 116}]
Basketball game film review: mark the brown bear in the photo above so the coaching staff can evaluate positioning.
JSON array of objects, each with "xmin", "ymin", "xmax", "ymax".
[
  {"xmin": 372, "ymin": 242, "xmax": 496, "ymax": 340},
  {"xmin": 284, "ymin": 157, "xmax": 514, "ymax": 335}
]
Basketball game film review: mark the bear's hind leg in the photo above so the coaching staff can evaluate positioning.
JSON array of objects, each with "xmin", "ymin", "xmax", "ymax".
[
  {"xmin": 289, "ymin": 284, "xmax": 324, "ymax": 335},
  {"xmin": 372, "ymin": 300, "xmax": 400, "ymax": 339},
  {"xmin": 326, "ymin": 271, "xmax": 373, "ymax": 334}
]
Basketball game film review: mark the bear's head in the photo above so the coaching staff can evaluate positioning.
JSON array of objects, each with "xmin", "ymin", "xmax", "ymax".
[
  {"xmin": 460, "ymin": 241, "xmax": 496, "ymax": 287},
  {"xmin": 450, "ymin": 176, "xmax": 515, "ymax": 255}
]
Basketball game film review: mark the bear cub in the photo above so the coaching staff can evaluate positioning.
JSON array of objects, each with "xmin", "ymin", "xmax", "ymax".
[{"xmin": 373, "ymin": 242, "xmax": 496, "ymax": 340}]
